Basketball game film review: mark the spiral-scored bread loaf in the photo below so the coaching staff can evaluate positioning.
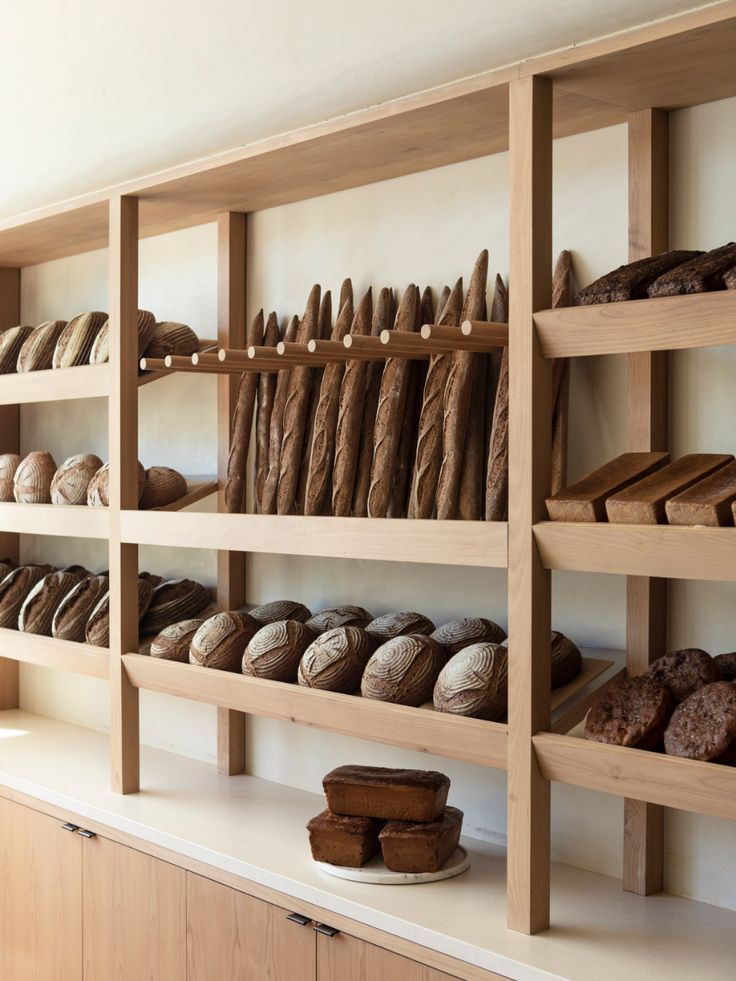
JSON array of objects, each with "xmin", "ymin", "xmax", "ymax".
[
  {"xmin": 550, "ymin": 631, "xmax": 583, "ymax": 689},
  {"xmin": 249, "ymin": 599, "xmax": 311, "ymax": 626},
  {"xmin": 361, "ymin": 634, "xmax": 446, "ymax": 707},
  {"xmin": 139, "ymin": 466, "xmax": 187, "ymax": 509},
  {"xmin": 17, "ymin": 320, "xmax": 67, "ymax": 372},
  {"xmin": 0, "ymin": 559, "xmax": 16, "ymax": 583},
  {"xmin": 52, "ymin": 312, "xmax": 107, "ymax": 368},
  {"xmin": 433, "ymin": 643, "xmax": 508, "ymax": 720},
  {"xmin": 140, "ymin": 578, "xmax": 210, "ymax": 635},
  {"xmin": 366, "ymin": 611, "xmax": 435, "ymax": 644},
  {"xmin": 298, "ymin": 626, "xmax": 376, "ymax": 692},
  {"xmin": 143, "ymin": 322, "xmax": 199, "ymax": 360},
  {"xmin": 242, "ymin": 619, "xmax": 314, "ymax": 681},
  {"xmin": 13, "ymin": 451, "xmax": 57, "ymax": 504},
  {"xmin": 85, "ymin": 576, "xmax": 156, "ymax": 647},
  {"xmin": 0, "ymin": 453, "xmax": 21, "ymax": 501},
  {"xmin": 431, "ymin": 617, "xmax": 507, "ymax": 656},
  {"xmin": 150, "ymin": 619, "xmax": 204, "ymax": 662},
  {"xmin": 90, "ymin": 310, "xmax": 156, "ymax": 365},
  {"xmin": 52, "ymin": 574, "xmax": 109, "ymax": 642},
  {"xmin": 0, "ymin": 326, "xmax": 34, "ymax": 373},
  {"xmin": 18, "ymin": 571, "xmax": 81, "ymax": 635},
  {"xmin": 50, "ymin": 454, "xmax": 103, "ymax": 506},
  {"xmin": 305, "ymin": 605, "xmax": 373, "ymax": 633},
  {"xmin": 189, "ymin": 611, "xmax": 258, "ymax": 671},
  {"xmin": 87, "ymin": 461, "xmax": 146, "ymax": 506},
  {"xmin": 0, "ymin": 566, "xmax": 49, "ymax": 629}
]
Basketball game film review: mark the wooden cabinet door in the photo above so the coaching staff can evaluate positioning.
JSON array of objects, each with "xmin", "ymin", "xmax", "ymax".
[
  {"xmin": 0, "ymin": 797, "xmax": 82, "ymax": 981},
  {"xmin": 318, "ymin": 931, "xmax": 463, "ymax": 981},
  {"xmin": 82, "ymin": 835, "xmax": 186, "ymax": 981},
  {"xmin": 187, "ymin": 872, "xmax": 316, "ymax": 981}
]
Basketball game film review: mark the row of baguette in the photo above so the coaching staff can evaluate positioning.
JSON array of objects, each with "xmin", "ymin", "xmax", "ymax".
[{"xmin": 0, "ymin": 451, "xmax": 187, "ymax": 508}]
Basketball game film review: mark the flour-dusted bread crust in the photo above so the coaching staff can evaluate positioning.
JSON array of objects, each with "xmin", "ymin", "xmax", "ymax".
[
  {"xmin": 52, "ymin": 574, "xmax": 109, "ymax": 642},
  {"xmin": 52, "ymin": 312, "xmax": 107, "ymax": 368},
  {"xmin": 149, "ymin": 619, "xmax": 205, "ymax": 662},
  {"xmin": 261, "ymin": 315, "xmax": 300, "ymax": 514},
  {"xmin": 249, "ymin": 599, "xmax": 311, "ymax": 626},
  {"xmin": 189, "ymin": 611, "xmax": 259, "ymax": 671},
  {"xmin": 90, "ymin": 310, "xmax": 156, "ymax": 364},
  {"xmin": 87, "ymin": 461, "xmax": 146, "ymax": 506},
  {"xmin": 13, "ymin": 451, "xmax": 57, "ymax": 504},
  {"xmin": 142, "ymin": 321, "xmax": 199, "ymax": 360},
  {"xmin": 298, "ymin": 626, "xmax": 376, "ymax": 692},
  {"xmin": 306, "ymin": 605, "xmax": 373, "ymax": 633},
  {"xmin": 431, "ymin": 617, "xmax": 506, "ymax": 656},
  {"xmin": 433, "ymin": 642, "xmax": 508, "ymax": 720},
  {"xmin": 584, "ymin": 676, "xmax": 674, "ymax": 750},
  {"xmin": 139, "ymin": 466, "xmax": 187, "ymax": 509},
  {"xmin": 85, "ymin": 576, "xmax": 157, "ymax": 648},
  {"xmin": 17, "ymin": 320, "xmax": 67, "ymax": 372},
  {"xmin": 0, "ymin": 566, "xmax": 49, "ymax": 629},
  {"xmin": 645, "ymin": 648, "xmax": 719, "ymax": 704},
  {"xmin": 361, "ymin": 634, "xmax": 446, "ymax": 707},
  {"xmin": 0, "ymin": 453, "xmax": 21, "ymax": 501},
  {"xmin": 551, "ymin": 631, "xmax": 583, "ymax": 689},
  {"xmin": 366, "ymin": 611, "xmax": 435, "ymax": 643},
  {"xmin": 242, "ymin": 619, "xmax": 314, "ymax": 681},
  {"xmin": 140, "ymin": 579, "xmax": 210, "ymax": 635},
  {"xmin": 648, "ymin": 243, "xmax": 736, "ymax": 297},
  {"xmin": 0, "ymin": 326, "xmax": 34, "ymax": 374},
  {"xmin": 18, "ymin": 571, "xmax": 81, "ymax": 635},
  {"xmin": 664, "ymin": 681, "xmax": 736, "ymax": 762},
  {"xmin": 51, "ymin": 454, "xmax": 103, "ymax": 506}
]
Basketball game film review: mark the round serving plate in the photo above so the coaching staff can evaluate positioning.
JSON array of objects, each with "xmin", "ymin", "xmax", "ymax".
[{"xmin": 316, "ymin": 846, "xmax": 470, "ymax": 885}]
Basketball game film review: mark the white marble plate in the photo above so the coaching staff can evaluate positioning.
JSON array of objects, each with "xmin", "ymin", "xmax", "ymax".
[{"xmin": 316, "ymin": 846, "xmax": 470, "ymax": 885}]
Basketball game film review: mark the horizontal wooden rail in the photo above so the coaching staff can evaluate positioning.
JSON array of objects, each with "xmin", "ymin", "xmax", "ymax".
[
  {"xmin": 154, "ymin": 478, "xmax": 218, "ymax": 512},
  {"xmin": 0, "ymin": 364, "xmax": 110, "ymax": 405},
  {"xmin": 0, "ymin": 628, "xmax": 109, "ymax": 679},
  {"xmin": 0, "ymin": 501, "xmax": 110, "ymax": 539}
]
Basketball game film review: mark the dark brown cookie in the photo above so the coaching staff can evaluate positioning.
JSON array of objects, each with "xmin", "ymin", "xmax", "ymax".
[
  {"xmin": 584, "ymin": 676, "xmax": 674, "ymax": 750},
  {"xmin": 714, "ymin": 652, "xmax": 736, "ymax": 682},
  {"xmin": 551, "ymin": 631, "xmax": 583, "ymax": 689},
  {"xmin": 645, "ymin": 648, "xmax": 718, "ymax": 703},
  {"xmin": 664, "ymin": 681, "xmax": 736, "ymax": 762}
]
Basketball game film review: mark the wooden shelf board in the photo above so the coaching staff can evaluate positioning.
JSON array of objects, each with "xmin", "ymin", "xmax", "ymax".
[
  {"xmin": 120, "ymin": 511, "xmax": 508, "ymax": 567},
  {"xmin": 0, "ymin": 364, "xmax": 110, "ymax": 405},
  {"xmin": 0, "ymin": 628, "xmax": 108, "ymax": 679},
  {"xmin": 550, "ymin": 655, "xmax": 615, "ymax": 711},
  {"xmin": 151, "ymin": 478, "xmax": 218, "ymax": 512},
  {"xmin": 122, "ymin": 654, "xmax": 508, "ymax": 768},
  {"xmin": 0, "ymin": 501, "xmax": 110, "ymax": 539},
  {"xmin": 534, "ymin": 520, "xmax": 736, "ymax": 581},
  {"xmin": 534, "ymin": 731, "xmax": 736, "ymax": 822},
  {"xmin": 535, "ymin": 290, "xmax": 736, "ymax": 358}
]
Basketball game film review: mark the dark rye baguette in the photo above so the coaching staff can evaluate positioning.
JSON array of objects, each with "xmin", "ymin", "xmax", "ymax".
[
  {"xmin": 253, "ymin": 312, "xmax": 280, "ymax": 513},
  {"xmin": 647, "ymin": 242, "xmax": 736, "ymax": 297},
  {"xmin": 296, "ymin": 290, "xmax": 333, "ymax": 514},
  {"xmin": 367, "ymin": 285, "xmax": 420, "ymax": 517},
  {"xmin": 485, "ymin": 278, "xmax": 510, "ymax": 521},
  {"xmin": 551, "ymin": 250, "xmax": 573, "ymax": 495},
  {"xmin": 224, "ymin": 310, "xmax": 265, "ymax": 513},
  {"xmin": 304, "ymin": 287, "xmax": 358, "ymax": 515},
  {"xmin": 574, "ymin": 250, "xmax": 701, "ymax": 305},
  {"xmin": 277, "ymin": 285, "xmax": 321, "ymax": 515},
  {"xmin": 408, "ymin": 278, "xmax": 464, "ymax": 519},
  {"xmin": 17, "ymin": 320, "xmax": 67, "ymax": 372},
  {"xmin": 261, "ymin": 315, "xmax": 299, "ymax": 514}
]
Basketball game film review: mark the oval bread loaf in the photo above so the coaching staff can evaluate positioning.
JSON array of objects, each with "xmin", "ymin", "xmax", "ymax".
[
  {"xmin": 90, "ymin": 310, "xmax": 156, "ymax": 365},
  {"xmin": 433, "ymin": 643, "xmax": 508, "ymax": 720},
  {"xmin": 306, "ymin": 606, "xmax": 373, "ymax": 633},
  {"xmin": 298, "ymin": 626, "xmax": 376, "ymax": 692},
  {"xmin": 19, "ymin": 571, "xmax": 81, "ymax": 635},
  {"xmin": 366, "ymin": 611, "xmax": 435, "ymax": 643},
  {"xmin": 17, "ymin": 320, "xmax": 67, "ymax": 372},
  {"xmin": 140, "ymin": 578, "xmax": 210, "ymax": 635},
  {"xmin": 85, "ymin": 576, "xmax": 157, "ymax": 647},
  {"xmin": 150, "ymin": 619, "xmax": 204, "ymax": 661},
  {"xmin": 52, "ymin": 574, "xmax": 109, "ymax": 642},
  {"xmin": 52, "ymin": 312, "xmax": 107, "ymax": 368},
  {"xmin": 431, "ymin": 617, "xmax": 507, "ymax": 656},
  {"xmin": 249, "ymin": 599, "xmax": 311, "ymax": 626},
  {"xmin": 13, "ymin": 451, "xmax": 57, "ymax": 503},
  {"xmin": 0, "ymin": 566, "xmax": 48, "ymax": 629},
  {"xmin": 189, "ymin": 611, "xmax": 258, "ymax": 671},
  {"xmin": 87, "ymin": 461, "xmax": 146, "ymax": 506},
  {"xmin": 361, "ymin": 634, "xmax": 446, "ymax": 706},
  {"xmin": 550, "ymin": 631, "xmax": 583, "ymax": 689},
  {"xmin": 0, "ymin": 453, "xmax": 21, "ymax": 501},
  {"xmin": 139, "ymin": 466, "xmax": 187, "ymax": 509},
  {"xmin": 51, "ymin": 454, "xmax": 104, "ymax": 506},
  {"xmin": 242, "ymin": 619, "xmax": 314, "ymax": 681},
  {"xmin": 0, "ymin": 559, "xmax": 16, "ymax": 583},
  {"xmin": 143, "ymin": 322, "xmax": 199, "ymax": 360},
  {"xmin": 0, "ymin": 326, "xmax": 34, "ymax": 374}
]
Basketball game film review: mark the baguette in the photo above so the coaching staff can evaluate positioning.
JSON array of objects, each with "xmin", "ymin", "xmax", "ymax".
[
  {"xmin": 457, "ymin": 344, "xmax": 488, "ymax": 520},
  {"xmin": 224, "ymin": 310, "xmax": 265, "ymax": 513},
  {"xmin": 485, "ymin": 277, "xmax": 509, "ymax": 521},
  {"xmin": 254, "ymin": 311, "xmax": 280, "ymax": 512},
  {"xmin": 260, "ymin": 315, "xmax": 299, "ymax": 514},
  {"xmin": 296, "ymin": 290, "xmax": 333, "ymax": 513},
  {"xmin": 551, "ymin": 250, "xmax": 573, "ymax": 495}
]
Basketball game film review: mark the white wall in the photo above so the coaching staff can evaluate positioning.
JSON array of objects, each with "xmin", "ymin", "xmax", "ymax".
[{"xmin": 15, "ymin": 93, "xmax": 736, "ymax": 911}]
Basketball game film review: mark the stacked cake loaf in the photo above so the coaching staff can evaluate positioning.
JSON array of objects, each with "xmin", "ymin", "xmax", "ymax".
[{"xmin": 307, "ymin": 765, "xmax": 463, "ymax": 873}]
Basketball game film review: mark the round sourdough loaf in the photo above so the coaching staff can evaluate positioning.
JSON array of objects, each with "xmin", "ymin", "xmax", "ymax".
[
  {"xmin": 150, "ymin": 619, "xmax": 204, "ymax": 661},
  {"xmin": 249, "ymin": 599, "xmax": 311, "ymax": 625},
  {"xmin": 51, "ymin": 454, "xmax": 103, "ymax": 506},
  {"xmin": 85, "ymin": 576, "xmax": 156, "ymax": 647},
  {"xmin": 52, "ymin": 312, "xmax": 107, "ymax": 369},
  {"xmin": 298, "ymin": 626, "xmax": 376, "ymax": 692},
  {"xmin": 0, "ymin": 326, "xmax": 33, "ymax": 374},
  {"xmin": 140, "ymin": 578, "xmax": 210, "ymax": 635},
  {"xmin": 90, "ymin": 310, "xmax": 156, "ymax": 365},
  {"xmin": 433, "ymin": 642, "xmax": 508, "ymax": 720},
  {"xmin": 143, "ymin": 322, "xmax": 199, "ymax": 359},
  {"xmin": 0, "ymin": 454, "xmax": 21, "ymax": 501},
  {"xmin": 306, "ymin": 606, "xmax": 373, "ymax": 633},
  {"xmin": 715, "ymin": 651, "xmax": 736, "ymax": 681},
  {"xmin": 17, "ymin": 320, "xmax": 67, "ymax": 372},
  {"xmin": 87, "ymin": 461, "xmax": 146, "ymax": 506},
  {"xmin": 189, "ymin": 611, "xmax": 258, "ymax": 671},
  {"xmin": 366, "ymin": 611, "xmax": 435, "ymax": 643},
  {"xmin": 645, "ymin": 648, "xmax": 719, "ymax": 703},
  {"xmin": 0, "ymin": 559, "xmax": 16, "ymax": 583},
  {"xmin": 13, "ymin": 451, "xmax": 57, "ymax": 503},
  {"xmin": 550, "ymin": 631, "xmax": 583, "ymax": 689},
  {"xmin": 361, "ymin": 634, "xmax": 446, "ymax": 706},
  {"xmin": 584, "ymin": 676, "xmax": 674, "ymax": 750},
  {"xmin": 431, "ymin": 617, "xmax": 506, "ymax": 656},
  {"xmin": 52, "ymin": 574, "xmax": 109, "ymax": 642},
  {"xmin": 0, "ymin": 566, "xmax": 48, "ymax": 629},
  {"xmin": 19, "ymin": 571, "xmax": 81, "ymax": 635},
  {"xmin": 139, "ymin": 466, "xmax": 187, "ymax": 509},
  {"xmin": 242, "ymin": 620, "xmax": 314, "ymax": 681}
]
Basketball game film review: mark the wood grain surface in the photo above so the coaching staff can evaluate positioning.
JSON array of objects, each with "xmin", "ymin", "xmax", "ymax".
[{"xmin": 546, "ymin": 451, "xmax": 669, "ymax": 522}]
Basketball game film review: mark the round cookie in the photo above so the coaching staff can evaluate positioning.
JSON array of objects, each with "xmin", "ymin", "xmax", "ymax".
[
  {"xmin": 298, "ymin": 626, "xmax": 376, "ymax": 692},
  {"xmin": 433, "ymin": 642, "xmax": 508, "ymax": 720},
  {"xmin": 645, "ymin": 648, "xmax": 718, "ymax": 703},
  {"xmin": 430, "ymin": 617, "xmax": 506, "ymax": 656},
  {"xmin": 361, "ymin": 634, "xmax": 445, "ymax": 707},
  {"xmin": 664, "ymin": 681, "xmax": 736, "ymax": 762},
  {"xmin": 714, "ymin": 652, "xmax": 736, "ymax": 682},
  {"xmin": 242, "ymin": 620, "xmax": 314, "ymax": 681},
  {"xmin": 584, "ymin": 675, "xmax": 674, "ymax": 750},
  {"xmin": 551, "ymin": 631, "xmax": 583, "ymax": 689},
  {"xmin": 249, "ymin": 599, "xmax": 311, "ymax": 626},
  {"xmin": 306, "ymin": 605, "xmax": 373, "ymax": 633},
  {"xmin": 366, "ymin": 611, "xmax": 435, "ymax": 643}
]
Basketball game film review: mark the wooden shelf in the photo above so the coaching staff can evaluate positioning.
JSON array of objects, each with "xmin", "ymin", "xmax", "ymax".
[
  {"xmin": 119, "ymin": 511, "xmax": 508, "ymax": 567},
  {"xmin": 535, "ymin": 290, "xmax": 736, "ymax": 358},
  {"xmin": 534, "ymin": 520, "xmax": 736, "ymax": 581},
  {"xmin": 0, "ymin": 502, "xmax": 110, "ymax": 539},
  {"xmin": 152, "ymin": 478, "xmax": 218, "ymax": 512},
  {"xmin": 0, "ymin": 364, "xmax": 110, "ymax": 405},
  {"xmin": 0, "ymin": 628, "xmax": 108, "ymax": 679},
  {"xmin": 534, "ymin": 731, "xmax": 736, "ymax": 822}
]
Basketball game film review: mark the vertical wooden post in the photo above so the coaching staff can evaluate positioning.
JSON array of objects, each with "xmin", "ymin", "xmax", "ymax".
[
  {"xmin": 506, "ymin": 74, "xmax": 554, "ymax": 935},
  {"xmin": 109, "ymin": 195, "xmax": 141, "ymax": 794},
  {"xmin": 0, "ymin": 267, "xmax": 20, "ymax": 709},
  {"xmin": 623, "ymin": 108, "xmax": 669, "ymax": 895},
  {"xmin": 216, "ymin": 212, "xmax": 247, "ymax": 774}
]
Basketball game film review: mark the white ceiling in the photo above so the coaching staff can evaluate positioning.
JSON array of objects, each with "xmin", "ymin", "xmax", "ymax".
[{"xmin": 1, "ymin": 0, "xmax": 712, "ymax": 218}]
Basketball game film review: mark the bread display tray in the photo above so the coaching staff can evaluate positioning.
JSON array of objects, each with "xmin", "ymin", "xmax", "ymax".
[{"xmin": 316, "ymin": 845, "xmax": 470, "ymax": 885}]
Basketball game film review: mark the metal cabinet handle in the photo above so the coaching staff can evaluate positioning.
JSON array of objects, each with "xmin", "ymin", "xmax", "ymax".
[
  {"xmin": 314, "ymin": 923, "xmax": 340, "ymax": 938},
  {"xmin": 286, "ymin": 912, "xmax": 312, "ymax": 926},
  {"xmin": 77, "ymin": 829, "xmax": 97, "ymax": 838},
  {"xmin": 61, "ymin": 823, "xmax": 79, "ymax": 833}
]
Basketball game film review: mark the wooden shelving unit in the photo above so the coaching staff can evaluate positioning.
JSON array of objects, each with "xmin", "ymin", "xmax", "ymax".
[{"xmin": 1, "ymin": 0, "xmax": 736, "ymax": 944}]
